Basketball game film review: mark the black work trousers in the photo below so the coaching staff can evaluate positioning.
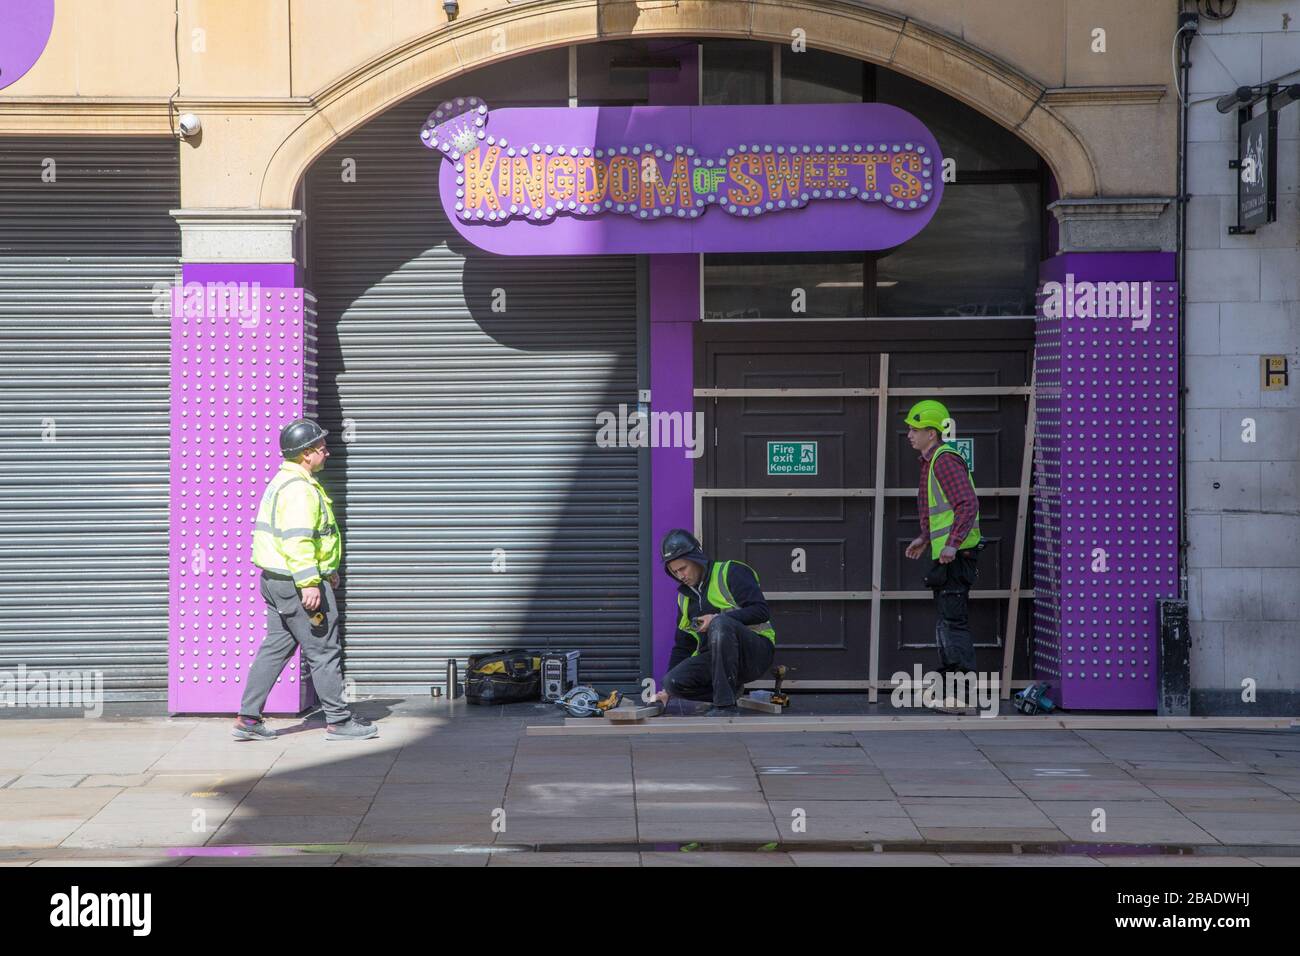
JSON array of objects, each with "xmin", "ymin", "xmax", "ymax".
[
  {"xmin": 925, "ymin": 550, "xmax": 980, "ymax": 674},
  {"xmin": 663, "ymin": 614, "xmax": 775, "ymax": 708}
]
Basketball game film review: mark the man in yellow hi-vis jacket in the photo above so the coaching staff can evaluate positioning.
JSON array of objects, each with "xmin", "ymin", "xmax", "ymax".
[{"xmin": 232, "ymin": 418, "xmax": 377, "ymax": 741}]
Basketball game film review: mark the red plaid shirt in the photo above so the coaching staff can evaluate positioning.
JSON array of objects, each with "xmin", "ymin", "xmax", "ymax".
[{"xmin": 918, "ymin": 444, "xmax": 979, "ymax": 550}]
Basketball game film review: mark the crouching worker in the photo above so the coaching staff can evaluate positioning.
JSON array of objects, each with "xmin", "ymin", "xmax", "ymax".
[{"xmin": 655, "ymin": 529, "xmax": 776, "ymax": 716}]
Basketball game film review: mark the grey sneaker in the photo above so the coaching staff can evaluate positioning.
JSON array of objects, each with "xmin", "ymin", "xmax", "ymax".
[
  {"xmin": 326, "ymin": 717, "xmax": 378, "ymax": 741},
  {"xmin": 231, "ymin": 716, "xmax": 276, "ymax": 741}
]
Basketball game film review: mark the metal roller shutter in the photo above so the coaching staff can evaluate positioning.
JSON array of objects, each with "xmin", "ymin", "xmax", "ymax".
[
  {"xmin": 306, "ymin": 96, "xmax": 642, "ymax": 695},
  {"xmin": 0, "ymin": 138, "xmax": 179, "ymax": 702}
]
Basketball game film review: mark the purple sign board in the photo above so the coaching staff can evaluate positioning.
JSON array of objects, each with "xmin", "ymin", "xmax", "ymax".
[
  {"xmin": 422, "ymin": 98, "xmax": 943, "ymax": 255},
  {"xmin": 0, "ymin": 0, "xmax": 55, "ymax": 92}
]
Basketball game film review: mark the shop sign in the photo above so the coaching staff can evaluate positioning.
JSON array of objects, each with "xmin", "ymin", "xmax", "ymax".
[
  {"xmin": 422, "ymin": 97, "xmax": 944, "ymax": 255},
  {"xmin": 768, "ymin": 441, "xmax": 817, "ymax": 476},
  {"xmin": 0, "ymin": 0, "xmax": 55, "ymax": 92},
  {"xmin": 1236, "ymin": 109, "xmax": 1277, "ymax": 231}
]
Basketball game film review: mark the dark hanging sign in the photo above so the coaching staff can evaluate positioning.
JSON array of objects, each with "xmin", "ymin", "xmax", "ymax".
[{"xmin": 1234, "ymin": 108, "xmax": 1277, "ymax": 233}]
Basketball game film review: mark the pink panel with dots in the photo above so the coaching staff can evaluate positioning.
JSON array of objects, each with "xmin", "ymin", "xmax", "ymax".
[
  {"xmin": 1034, "ymin": 254, "xmax": 1179, "ymax": 711},
  {"xmin": 168, "ymin": 284, "xmax": 315, "ymax": 714}
]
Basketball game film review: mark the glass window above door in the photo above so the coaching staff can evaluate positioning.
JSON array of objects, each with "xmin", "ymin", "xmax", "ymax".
[{"xmin": 699, "ymin": 45, "xmax": 1044, "ymax": 319}]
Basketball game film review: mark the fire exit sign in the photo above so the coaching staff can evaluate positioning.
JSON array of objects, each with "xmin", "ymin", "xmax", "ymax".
[
  {"xmin": 768, "ymin": 441, "xmax": 818, "ymax": 475},
  {"xmin": 949, "ymin": 438, "xmax": 974, "ymax": 471}
]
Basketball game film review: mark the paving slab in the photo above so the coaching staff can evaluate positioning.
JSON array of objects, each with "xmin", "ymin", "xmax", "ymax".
[
  {"xmin": 60, "ymin": 820, "xmax": 225, "ymax": 849},
  {"xmin": 502, "ymin": 795, "xmax": 637, "ymax": 817},
  {"xmin": 333, "ymin": 853, "xmax": 489, "ymax": 867},
  {"xmin": 29, "ymin": 747, "xmax": 175, "ymax": 776},
  {"xmin": 941, "ymin": 853, "xmax": 1104, "ymax": 866},
  {"xmin": 488, "ymin": 851, "xmax": 640, "ymax": 866},
  {"xmin": 1099, "ymin": 856, "xmax": 1261, "ymax": 866},
  {"xmin": 916, "ymin": 827, "xmax": 1068, "ymax": 842},
  {"xmin": 30, "ymin": 858, "xmax": 187, "ymax": 867},
  {"xmin": 78, "ymin": 774, "xmax": 156, "ymax": 789},
  {"xmin": 641, "ymin": 851, "xmax": 794, "ymax": 866},
  {"xmin": 207, "ymin": 814, "xmax": 363, "ymax": 846},
  {"xmin": 10, "ymin": 773, "xmax": 88, "ymax": 789},
  {"xmin": 0, "ymin": 819, "xmax": 92, "ymax": 849},
  {"xmin": 353, "ymin": 818, "xmax": 499, "ymax": 844},
  {"xmin": 147, "ymin": 749, "xmax": 286, "ymax": 774},
  {"xmin": 0, "ymin": 787, "xmax": 121, "ymax": 821},
  {"xmin": 493, "ymin": 814, "xmax": 639, "ymax": 844},
  {"xmin": 1036, "ymin": 799, "xmax": 1217, "ymax": 844},
  {"xmin": 790, "ymin": 852, "xmax": 950, "ymax": 866},
  {"xmin": 759, "ymin": 774, "xmax": 894, "ymax": 801},
  {"xmin": 360, "ymin": 801, "xmax": 491, "ymax": 826},
  {"xmin": 883, "ymin": 768, "xmax": 1020, "ymax": 797},
  {"xmin": 767, "ymin": 800, "xmax": 922, "ymax": 841},
  {"xmin": 636, "ymin": 817, "xmax": 780, "ymax": 843},
  {"xmin": 901, "ymin": 796, "xmax": 1057, "ymax": 829},
  {"xmin": 1013, "ymin": 778, "xmax": 1161, "ymax": 801},
  {"xmin": 974, "ymin": 746, "xmax": 1114, "ymax": 765},
  {"xmin": 182, "ymin": 853, "xmax": 341, "ymax": 866}
]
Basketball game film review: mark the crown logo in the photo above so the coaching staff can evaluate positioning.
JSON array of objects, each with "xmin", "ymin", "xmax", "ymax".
[{"xmin": 420, "ymin": 96, "xmax": 489, "ymax": 157}]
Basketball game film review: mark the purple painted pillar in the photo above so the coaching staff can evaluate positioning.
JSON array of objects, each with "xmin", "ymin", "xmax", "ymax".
[
  {"xmin": 648, "ymin": 44, "xmax": 699, "ymax": 681},
  {"xmin": 1033, "ymin": 252, "xmax": 1179, "ymax": 710},
  {"xmin": 169, "ymin": 263, "xmax": 317, "ymax": 714},
  {"xmin": 650, "ymin": 256, "xmax": 700, "ymax": 679}
]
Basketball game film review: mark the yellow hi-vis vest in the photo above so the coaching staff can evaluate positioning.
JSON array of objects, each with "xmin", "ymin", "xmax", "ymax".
[
  {"xmin": 250, "ymin": 461, "xmax": 341, "ymax": 587},
  {"xmin": 676, "ymin": 560, "xmax": 776, "ymax": 656},
  {"xmin": 926, "ymin": 443, "xmax": 981, "ymax": 560}
]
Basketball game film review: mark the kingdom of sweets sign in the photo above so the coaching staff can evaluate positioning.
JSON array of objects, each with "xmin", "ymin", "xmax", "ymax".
[{"xmin": 421, "ymin": 97, "xmax": 944, "ymax": 255}]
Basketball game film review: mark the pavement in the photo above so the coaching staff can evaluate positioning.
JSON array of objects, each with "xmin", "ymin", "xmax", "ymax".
[{"xmin": 3, "ymin": 696, "xmax": 1300, "ymax": 867}]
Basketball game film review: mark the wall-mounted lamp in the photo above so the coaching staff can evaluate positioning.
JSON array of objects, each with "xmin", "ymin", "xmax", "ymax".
[
  {"xmin": 1216, "ymin": 82, "xmax": 1300, "ymax": 113},
  {"xmin": 442, "ymin": 0, "xmax": 458, "ymax": 21}
]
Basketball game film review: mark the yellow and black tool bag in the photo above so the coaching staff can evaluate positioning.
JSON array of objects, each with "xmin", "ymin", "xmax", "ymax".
[{"xmin": 465, "ymin": 650, "xmax": 543, "ymax": 705}]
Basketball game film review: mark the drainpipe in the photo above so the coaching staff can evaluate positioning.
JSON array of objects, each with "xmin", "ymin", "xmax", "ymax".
[{"xmin": 1175, "ymin": 7, "xmax": 1198, "ymax": 602}]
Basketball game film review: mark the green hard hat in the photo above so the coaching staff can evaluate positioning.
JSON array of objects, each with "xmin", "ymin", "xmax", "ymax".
[{"xmin": 903, "ymin": 399, "xmax": 949, "ymax": 432}]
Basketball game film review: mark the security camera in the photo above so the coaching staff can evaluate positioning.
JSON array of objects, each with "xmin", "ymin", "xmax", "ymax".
[{"xmin": 178, "ymin": 113, "xmax": 202, "ymax": 138}]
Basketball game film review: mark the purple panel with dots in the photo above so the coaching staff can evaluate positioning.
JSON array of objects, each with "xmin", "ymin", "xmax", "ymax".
[
  {"xmin": 1034, "ymin": 253, "xmax": 1178, "ymax": 711},
  {"xmin": 168, "ymin": 281, "xmax": 316, "ymax": 714}
]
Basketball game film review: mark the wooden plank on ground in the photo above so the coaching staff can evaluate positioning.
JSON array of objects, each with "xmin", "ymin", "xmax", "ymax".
[{"xmin": 603, "ymin": 704, "xmax": 663, "ymax": 722}]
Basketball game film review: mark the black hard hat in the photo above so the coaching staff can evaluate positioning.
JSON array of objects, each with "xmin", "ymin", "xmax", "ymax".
[
  {"xmin": 661, "ymin": 528, "xmax": 701, "ymax": 564},
  {"xmin": 279, "ymin": 418, "xmax": 328, "ymax": 458}
]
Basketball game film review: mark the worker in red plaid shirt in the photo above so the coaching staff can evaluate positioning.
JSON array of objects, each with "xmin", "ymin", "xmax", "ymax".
[{"xmin": 903, "ymin": 399, "xmax": 983, "ymax": 677}]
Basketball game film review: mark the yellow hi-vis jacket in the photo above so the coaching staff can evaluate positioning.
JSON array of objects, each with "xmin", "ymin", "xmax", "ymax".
[
  {"xmin": 926, "ymin": 444, "xmax": 982, "ymax": 560},
  {"xmin": 250, "ymin": 461, "xmax": 341, "ymax": 587}
]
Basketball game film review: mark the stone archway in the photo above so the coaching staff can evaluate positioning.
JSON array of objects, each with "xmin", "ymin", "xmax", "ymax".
[{"xmin": 259, "ymin": 0, "xmax": 1097, "ymax": 208}]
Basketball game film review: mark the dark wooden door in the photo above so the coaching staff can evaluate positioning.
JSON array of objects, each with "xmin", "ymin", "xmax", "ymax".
[{"xmin": 697, "ymin": 320, "xmax": 1033, "ymax": 685}]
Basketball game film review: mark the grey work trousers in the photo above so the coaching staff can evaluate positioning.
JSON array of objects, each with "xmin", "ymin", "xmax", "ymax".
[{"xmin": 239, "ymin": 572, "xmax": 351, "ymax": 724}]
